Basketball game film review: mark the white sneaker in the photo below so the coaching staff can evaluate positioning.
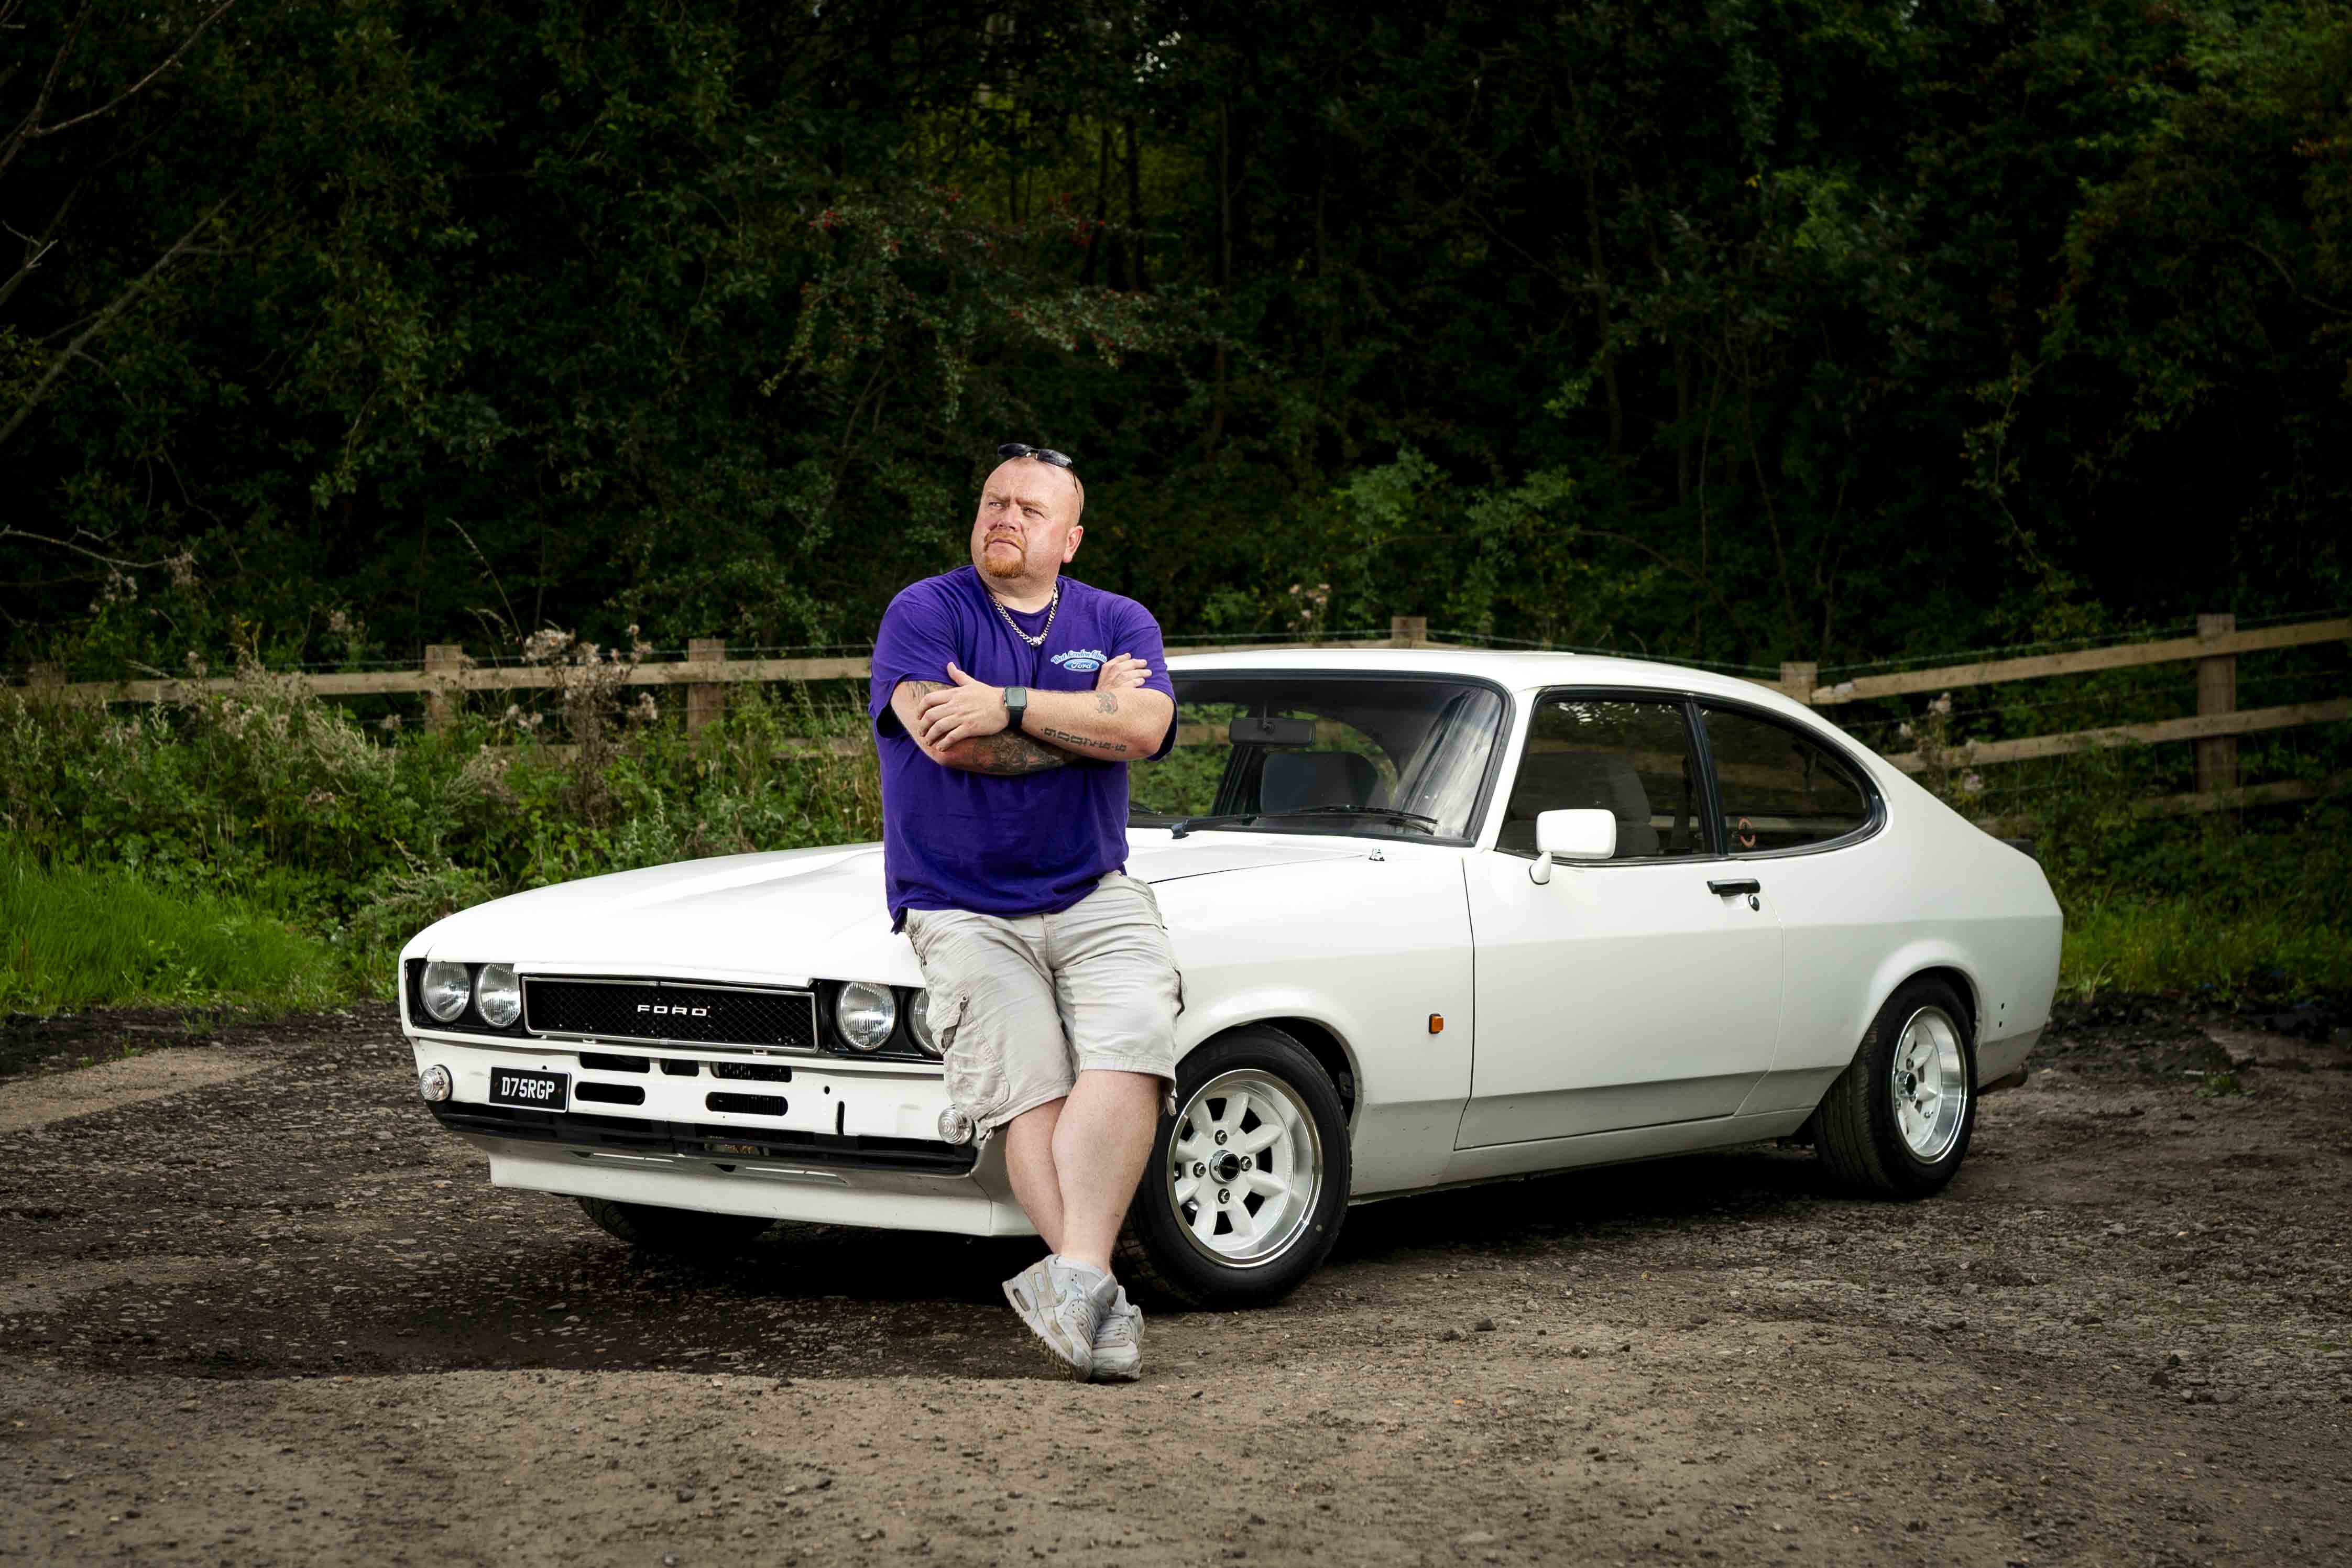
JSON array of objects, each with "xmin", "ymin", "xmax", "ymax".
[
  {"xmin": 1090, "ymin": 1286, "xmax": 1143, "ymax": 1383},
  {"xmin": 1003, "ymin": 1256, "xmax": 1115, "ymax": 1380}
]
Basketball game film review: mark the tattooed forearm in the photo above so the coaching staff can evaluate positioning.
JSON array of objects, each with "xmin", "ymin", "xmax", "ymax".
[
  {"xmin": 1039, "ymin": 726, "xmax": 1129, "ymax": 755},
  {"xmin": 894, "ymin": 679, "xmax": 1067, "ymax": 774},
  {"xmin": 957, "ymin": 730, "xmax": 1070, "ymax": 774},
  {"xmin": 1095, "ymin": 690, "xmax": 1118, "ymax": 714}
]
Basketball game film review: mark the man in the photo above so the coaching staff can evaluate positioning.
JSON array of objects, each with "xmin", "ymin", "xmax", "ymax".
[{"xmin": 868, "ymin": 443, "xmax": 1180, "ymax": 1383}]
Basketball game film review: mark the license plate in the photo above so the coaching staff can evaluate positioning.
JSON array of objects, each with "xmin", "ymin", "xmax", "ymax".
[{"xmin": 487, "ymin": 1067, "xmax": 568, "ymax": 1111}]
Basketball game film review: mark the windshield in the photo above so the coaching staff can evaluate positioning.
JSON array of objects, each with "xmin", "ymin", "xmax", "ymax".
[{"xmin": 1130, "ymin": 674, "xmax": 1507, "ymax": 842}]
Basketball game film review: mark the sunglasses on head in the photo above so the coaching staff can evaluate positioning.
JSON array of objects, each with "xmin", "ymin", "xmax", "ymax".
[{"xmin": 997, "ymin": 442, "xmax": 1075, "ymax": 470}]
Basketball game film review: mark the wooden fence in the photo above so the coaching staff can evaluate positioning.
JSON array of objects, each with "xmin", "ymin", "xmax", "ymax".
[
  {"xmin": 25, "ymin": 611, "xmax": 2350, "ymax": 821},
  {"xmin": 1778, "ymin": 613, "xmax": 2350, "ymax": 821}
]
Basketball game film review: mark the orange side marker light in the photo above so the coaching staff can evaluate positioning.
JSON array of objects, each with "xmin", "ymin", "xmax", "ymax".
[{"xmin": 1428, "ymin": 1013, "xmax": 1445, "ymax": 1035}]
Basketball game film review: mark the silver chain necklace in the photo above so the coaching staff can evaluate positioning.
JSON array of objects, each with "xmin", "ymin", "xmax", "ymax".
[{"xmin": 989, "ymin": 580, "xmax": 1060, "ymax": 649}]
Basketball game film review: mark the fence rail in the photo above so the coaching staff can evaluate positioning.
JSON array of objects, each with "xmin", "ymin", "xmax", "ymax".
[{"xmin": 20, "ymin": 610, "xmax": 2349, "ymax": 824}]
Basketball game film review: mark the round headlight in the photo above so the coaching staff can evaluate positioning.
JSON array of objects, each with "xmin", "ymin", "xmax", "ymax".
[
  {"xmin": 834, "ymin": 981, "xmax": 899, "ymax": 1052},
  {"xmin": 421, "ymin": 960, "xmax": 472, "ymax": 1023},
  {"xmin": 475, "ymin": 963, "xmax": 522, "ymax": 1028},
  {"xmin": 904, "ymin": 988, "xmax": 942, "ymax": 1058}
]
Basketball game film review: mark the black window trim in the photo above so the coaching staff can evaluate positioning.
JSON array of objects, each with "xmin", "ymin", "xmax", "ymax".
[
  {"xmin": 1487, "ymin": 686, "xmax": 1720, "ymax": 865},
  {"xmin": 1141, "ymin": 670, "xmax": 1520, "ymax": 849},
  {"xmin": 1690, "ymin": 693, "xmax": 1886, "ymax": 861}
]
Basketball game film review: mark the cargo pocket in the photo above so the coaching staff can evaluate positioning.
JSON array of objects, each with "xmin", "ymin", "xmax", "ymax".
[{"xmin": 936, "ymin": 991, "xmax": 1010, "ymax": 1135}]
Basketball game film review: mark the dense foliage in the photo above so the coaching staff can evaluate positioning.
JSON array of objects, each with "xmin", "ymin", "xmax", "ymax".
[{"xmin": 5, "ymin": 1, "xmax": 2348, "ymax": 675}]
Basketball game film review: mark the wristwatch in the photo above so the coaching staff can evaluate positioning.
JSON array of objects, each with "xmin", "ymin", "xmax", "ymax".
[{"xmin": 1003, "ymin": 685, "xmax": 1029, "ymax": 733}]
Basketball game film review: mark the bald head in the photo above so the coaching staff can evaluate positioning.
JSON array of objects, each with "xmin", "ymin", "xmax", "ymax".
[
  {"xmin": 988, "ymin": 454, "xmax": 1084, "ymax": 520},
  {"xmin": 971, "ymin": 456, "xmax": 1086, "ymax": 594}
]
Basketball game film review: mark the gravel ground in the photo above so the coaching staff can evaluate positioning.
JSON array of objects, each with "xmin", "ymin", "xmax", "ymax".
[{"xmin": 2, "ymin": 997, "xmax": 2347, "ymax": 1566}]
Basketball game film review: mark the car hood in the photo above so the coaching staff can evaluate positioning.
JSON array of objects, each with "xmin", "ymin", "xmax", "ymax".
[{"xmin": 401, "ymin": 835, "xmax": 1366, "ymax": 990}]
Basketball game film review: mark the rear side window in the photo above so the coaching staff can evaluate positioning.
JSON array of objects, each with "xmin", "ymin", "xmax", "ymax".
[
  {"xmin": 1701, "ymin": 706, "xmax": 1874, "ymax": 853},
  {"xmin": 1497, "ymin": 695, "xmax": 1706, "ymax": 859}
]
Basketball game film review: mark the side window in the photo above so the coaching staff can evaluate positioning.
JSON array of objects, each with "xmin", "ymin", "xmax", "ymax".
[
  {"xmin": 1496, "ymin": 695, "xmax": 1704, "ymax": 860},
  {"xmin": 1702, "ymin": 707, "xmax": 1873, "ymax": 853}
]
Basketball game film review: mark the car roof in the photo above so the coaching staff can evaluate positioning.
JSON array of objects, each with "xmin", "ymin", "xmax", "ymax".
[{"xmin": 1164, "ymin": 646, "xmax": 1797, "ymax": 710}]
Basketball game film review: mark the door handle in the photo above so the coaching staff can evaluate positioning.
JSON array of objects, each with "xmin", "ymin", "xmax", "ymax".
[{"xmin": 1708, "ymin": 878, "xmax": 1762, "ymax": 897}]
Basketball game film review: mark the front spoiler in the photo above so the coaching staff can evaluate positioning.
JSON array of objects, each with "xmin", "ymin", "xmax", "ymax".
[{"xmin": 429, "ymin": 1099, "xmax": 978, "ymax": 1174}]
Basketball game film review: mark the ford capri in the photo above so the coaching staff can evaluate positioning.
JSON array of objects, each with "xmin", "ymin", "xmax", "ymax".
[{"xmin": 401, "ymin": 650, "xmax": 2061, "ymax": 1306}]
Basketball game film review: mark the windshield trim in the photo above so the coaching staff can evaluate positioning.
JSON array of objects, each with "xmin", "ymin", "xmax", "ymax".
[{"xmin": 1132, "ymin": 671, "xmax": 1518, "ymax": 848}]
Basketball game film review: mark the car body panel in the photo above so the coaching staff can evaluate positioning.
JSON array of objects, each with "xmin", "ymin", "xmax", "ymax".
[{"xmin": 1456, "ymin": 849, "xmax": 1781, "ymax": 1146}]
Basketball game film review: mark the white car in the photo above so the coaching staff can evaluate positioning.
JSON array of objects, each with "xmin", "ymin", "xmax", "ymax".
[{"xmin": 402, "ymin": 650, "xmax": 2061, "ymax": 1306}]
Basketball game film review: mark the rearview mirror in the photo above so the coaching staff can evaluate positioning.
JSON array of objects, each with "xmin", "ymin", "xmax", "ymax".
[{"xmin": 1529, "ymin": 807, "xmax": 1615, "ymax": 884}]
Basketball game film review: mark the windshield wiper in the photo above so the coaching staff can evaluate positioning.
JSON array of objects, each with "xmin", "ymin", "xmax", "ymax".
[{"xmin": 1168, "ymin": 805, "xmax": 1438, "ymax": 839}]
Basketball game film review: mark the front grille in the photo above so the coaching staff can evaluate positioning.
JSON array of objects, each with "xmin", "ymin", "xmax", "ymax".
[{"xmin": 523, "ymin": 978, "xmax": 818, "ymax": 1053}]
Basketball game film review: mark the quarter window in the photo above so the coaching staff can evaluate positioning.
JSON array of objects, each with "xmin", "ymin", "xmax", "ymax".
[
  {"xmin": 1496, "ymin": 696, "xmax": 1705, "ymax": 860},
  {"xmin": 1701, "ymin": 707, "xmax": 1873, "ymax": 853}
]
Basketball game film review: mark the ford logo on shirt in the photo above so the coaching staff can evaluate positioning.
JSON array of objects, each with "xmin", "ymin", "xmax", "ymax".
[{"xmin": 1050, "ymin": 648, "xmax": 1109, "ymax": 673}]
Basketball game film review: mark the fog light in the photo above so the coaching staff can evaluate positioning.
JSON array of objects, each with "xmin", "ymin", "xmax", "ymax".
[
  {"xmin": 418, "ymin": 1065, "xmax": 453, "ymax": 1103},
  {"xmin": 936, "ymin": 1106, "xmax": 974, "ymax": 1145}
]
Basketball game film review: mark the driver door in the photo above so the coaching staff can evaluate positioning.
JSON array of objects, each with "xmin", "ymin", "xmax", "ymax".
[{"xmin": 1456, "ymin": 692, "xmax": 1782, "ymax": 1148}]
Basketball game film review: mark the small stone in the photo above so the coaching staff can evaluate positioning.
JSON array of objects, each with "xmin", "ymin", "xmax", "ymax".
[
  {"xmin": 1474, "ymin": 1318, "xmax": 1497, "ymax": 1333},
  {"xmin": 676, "ymin": 1487, "xmax": 696, "ymax": 1503},
  {"xmin": 1456, "ymin": 1530, "xmax": 1498, "ymax": 1545},
  {"xmin": 1440, "ymin": 1328, "xmax": 1463, "ymax": 1342}
]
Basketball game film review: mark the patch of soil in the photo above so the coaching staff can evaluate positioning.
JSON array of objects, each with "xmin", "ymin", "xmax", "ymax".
[
  {"xmin": 0, "ymin": 1002, "xmax": 397, "ymax": 1081},
  {"xmin": 2, "ymin": 994, "xmax": 2346, "ymax": 1567},
  {"xmin": 2037, "ymin": 990, "xmax": 2352, "ymax": 1080}
]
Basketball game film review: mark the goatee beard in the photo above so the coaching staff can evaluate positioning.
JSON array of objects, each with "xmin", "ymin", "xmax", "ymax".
[{"xmin": 981, "ymin": 548, "xmax": 1026, "ymax": 580}]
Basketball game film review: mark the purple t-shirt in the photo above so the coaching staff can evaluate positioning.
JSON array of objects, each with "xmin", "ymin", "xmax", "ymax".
[{"xmin": 869, "ymin": 567, "xmax": 1177, "ymax": 928}]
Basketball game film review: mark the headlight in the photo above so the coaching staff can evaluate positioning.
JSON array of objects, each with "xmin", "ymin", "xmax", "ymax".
[
  {"xmin": 904, "ymin": 988, "xmax": 941, "ymax": 1057},
  {"xmin": 421, "ymin": 960, "xmax": 472, "ymax": 1023},
  {"xmin": 475, "ymin": 963, "xmax": 522, "ymax": 1027},
  {"xmin": 834, "ymin": 981, "xmax": 898, "ymax": 1051}
]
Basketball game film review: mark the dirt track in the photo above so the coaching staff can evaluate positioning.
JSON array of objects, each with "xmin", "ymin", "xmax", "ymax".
[{"xmin": 2, "ymin": 998, "xmax": 2348, "ymax": 1567}]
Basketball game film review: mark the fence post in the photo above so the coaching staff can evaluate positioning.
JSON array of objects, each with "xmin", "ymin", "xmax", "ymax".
[
  {"xmin": 687, "ymin": 637, "xmax": 726, "ymax": 737},
  {"xmin": 1779, "ymin": 661, "xmax": 1818, "ymax": 706},
  {"xmin": 2196, "ymin": 612, "xmax": 2237, "ymax": 796},
  {"xmin": 1391, "ymin": 615, "xmax": 1427, "ymax": 648},
  {"xmin": 424, "ymin": 644, "xmax": 462, "ymax": 733}
]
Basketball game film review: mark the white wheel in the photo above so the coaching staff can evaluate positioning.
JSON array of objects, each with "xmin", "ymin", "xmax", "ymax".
[
  {"xmin": 1167, "ymin": 1068, "xmax": 1326, "ymax": 1268},
  {"xmin": 1889, "ymin": 1005, "xmax": 1968, "ymax": 1161}
]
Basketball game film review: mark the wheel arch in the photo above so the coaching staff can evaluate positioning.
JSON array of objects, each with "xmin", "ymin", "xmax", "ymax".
[
  {"xmin": 1177, "ymin": 1010, "xmax": 1361, "ymax": 1126},
  {"xmin": 1905, "ymin": 964, "xmax": 1980, "ymax": 1038},
  {"xmin": 1853, "ymin": 945, "xmax": 1985, "ymax": 1058}
]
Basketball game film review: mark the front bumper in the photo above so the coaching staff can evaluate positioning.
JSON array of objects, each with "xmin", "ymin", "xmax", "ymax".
[{"xmin": 408, "ymin": 1035, "xmax": 1030, "ymax": 1236}]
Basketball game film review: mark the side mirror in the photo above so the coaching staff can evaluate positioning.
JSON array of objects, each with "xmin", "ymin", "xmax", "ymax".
[{"xmin": 1529, "ymin": 807, "xmax": 1616, "ymax": 885}]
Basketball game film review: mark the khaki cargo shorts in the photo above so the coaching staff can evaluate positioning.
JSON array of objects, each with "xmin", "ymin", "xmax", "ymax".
[{"xmin": 904, "ymin": 871, "xmax": 1182, "ymax": 1142}]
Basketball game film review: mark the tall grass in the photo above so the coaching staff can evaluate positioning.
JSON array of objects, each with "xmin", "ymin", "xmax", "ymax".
[
  {"xmin": 2059, "ymin": 898, "xmax": 2352, "ymax": 1000},
  {"xmin": 1, "ymin": 854, "xmax": 352, "ymax": 1012}
]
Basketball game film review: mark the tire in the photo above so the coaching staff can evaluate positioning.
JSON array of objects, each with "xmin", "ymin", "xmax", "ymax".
[
  {"xmin": 575, "ymin": 1196, "xmax": 776, "ymax": 1256},
  {"xmin": 1116, "ymin": 1025, "xmax": 1351, "ymax": 1309},
  {"xmin": 1814, "ymin": 977, "xmax": 1978, "ymax": 1199}
]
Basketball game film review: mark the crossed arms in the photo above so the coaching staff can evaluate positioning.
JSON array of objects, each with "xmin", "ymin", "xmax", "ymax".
[{"xmin": 889, "ymin": 656, "xmax": 1175, "ymax": 776}]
